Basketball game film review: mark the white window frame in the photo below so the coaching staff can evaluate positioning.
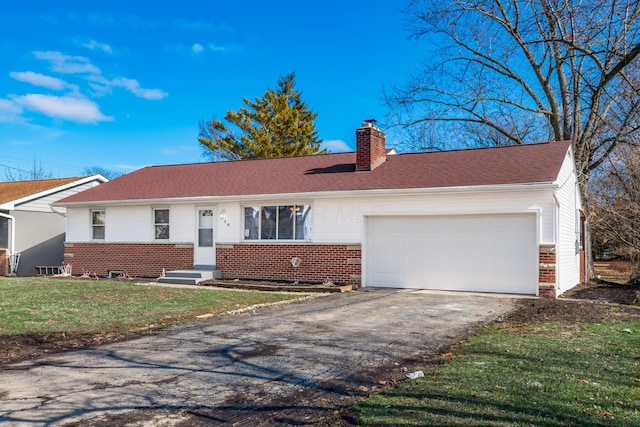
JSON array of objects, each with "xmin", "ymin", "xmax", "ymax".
[
  {"xmin": 243, "ymin": 204, "xmax": 312, "ymax": 241},
  {"xmin": 153, "ymin": 208, "xmax": 170, "ymax": 240},
  {"xmin": 91, "ymin": 209, "xmax": 106, "ymax": 240}
]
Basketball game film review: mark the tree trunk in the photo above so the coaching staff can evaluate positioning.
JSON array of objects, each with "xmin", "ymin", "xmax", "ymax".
[{"xmin": 578, "ymin": 176, "xmax": 594, "ymax": 282}]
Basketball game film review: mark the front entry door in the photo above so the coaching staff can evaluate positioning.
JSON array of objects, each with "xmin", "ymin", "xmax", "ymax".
[{"xmin": 194, "ymin": 207, "xmax": 216, "ymax": 267}]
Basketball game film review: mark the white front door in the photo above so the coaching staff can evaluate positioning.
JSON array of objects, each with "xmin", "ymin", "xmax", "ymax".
[{"xmin": 194, "ymin": 207, "xmax": 216, "ymax": 267}]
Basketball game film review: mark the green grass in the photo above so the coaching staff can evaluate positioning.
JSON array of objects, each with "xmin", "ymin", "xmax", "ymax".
[
  {"xmin": 0, "ymin": 277, "xmax": 303, "ymax": 335},
  {"xmin": 358, "ymin": 320, "xmax": 640, "ymax": 426}
]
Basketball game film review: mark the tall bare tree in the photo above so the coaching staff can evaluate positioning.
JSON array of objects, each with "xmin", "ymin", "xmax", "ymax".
[
  {"xmin": 3, "ymin": 159, "xmax": 53, "ymax": 181},
  {"xmin": 387, "ymin": 0, "xmax": 640, "ymax": 276},
  {"xmin": 590, "ymin": 145, "xmax": 640, "ymax": 281}
]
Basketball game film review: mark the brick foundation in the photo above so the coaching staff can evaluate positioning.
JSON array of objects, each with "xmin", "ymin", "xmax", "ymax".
[
  {"xmin": 216, "ymin": 243, "xmax": 362, "ymax": 287},
  {"xmin": 64, "ymin": 242, "xmax": 193, "ymax": 278},
  {"xmin": 62, "ymin": 241, "xmax": 555, "ymax": 296},
  {"xmin": 538, "ymin": 245, "xmax": 557, "ymax": 298}
]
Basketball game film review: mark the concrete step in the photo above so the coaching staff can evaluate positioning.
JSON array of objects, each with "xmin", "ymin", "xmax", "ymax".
[
  {"xmin": 157, "ymin": 277, "xmax": 200, "ymax": 285},
  {"xmin": 165, "ymin": 270, "xmax": 209, "ymax": 279},
  {"xmin": 158, "ymin": 268, "xmax": 222, "ymax": 285}
]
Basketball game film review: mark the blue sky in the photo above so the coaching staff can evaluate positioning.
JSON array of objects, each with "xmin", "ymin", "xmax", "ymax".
[{"xmin": 0, "ymin": 1, "xmax": 422, "ymax": 178}]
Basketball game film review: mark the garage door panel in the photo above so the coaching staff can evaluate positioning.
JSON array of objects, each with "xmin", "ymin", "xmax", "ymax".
[{"xmin": 366, "ymin": 215, "xmax": 537, "ymax": 294}]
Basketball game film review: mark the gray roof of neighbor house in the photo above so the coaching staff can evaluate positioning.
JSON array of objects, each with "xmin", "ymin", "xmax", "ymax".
[{"xmin": 57, "ymin": 141, "xmax": 572, "ymax": 205}]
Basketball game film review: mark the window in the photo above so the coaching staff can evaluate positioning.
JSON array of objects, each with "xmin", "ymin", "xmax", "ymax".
[
  {"xmin": 244, "ymin": 205, "xmax": 311, "ymax": 241},
  {"xmin": 154, "ymin": 209, "xmax": 170, "ymax": 240},
  {"xmin": 91, "ymin": 210, "xmax": 105, "ymax": 240},
  {"xmin": 198, "ymin": 209, "xmax": 214, "ymax": 247}
]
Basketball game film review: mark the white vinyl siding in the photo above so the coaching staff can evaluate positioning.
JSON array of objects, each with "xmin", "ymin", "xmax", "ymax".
[
  {"xmin": 66, "ymin": 207, "xmax": 91, "ymax": 242},
  {"xmin": 170, "ymin": 204, "xmax": 195, "ymax": 242},
  {"xmin": 66, "ymin": 204, "xmax": 197, "ymax": 243},
  {"xmin": 13, "ymin": 210, "xmax": 66, "ymax": 253},
  {"xmin": 106, "ymin": 206, "xmax": 150, "ymax": 242},
  {"xmin": 555, "ymin": 148, "xmax": 581, "ymax": 292},
  {"xmin": 14, "ymin": 180, "xmax": 102, "ymax": 213},
  {"xmin": 64, "ymin": 188, "xmax": 556, "ymax": 246},
  {"xmin": 312, "ymin": 189, "xmax": 554, "ymax": 244}
]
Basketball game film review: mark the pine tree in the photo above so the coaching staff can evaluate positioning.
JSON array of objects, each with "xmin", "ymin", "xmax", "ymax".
[{"xmin": 198, "ymin": 73, "xmax": 325, "ymax": 160}]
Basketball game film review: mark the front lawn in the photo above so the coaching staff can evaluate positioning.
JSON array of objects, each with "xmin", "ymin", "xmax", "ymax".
[
  {"xmin": 358, "ymin": 317, "xmax": 640, "ymax": 426},
  {"xmin": 0, "ymin": 277, "xmax": 303, "ymax": 336}
]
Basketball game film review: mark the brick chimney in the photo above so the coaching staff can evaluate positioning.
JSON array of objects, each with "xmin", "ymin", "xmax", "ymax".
[{"xmin": 356, "ymin": 121, "xmax": 387, "ymax": 171}]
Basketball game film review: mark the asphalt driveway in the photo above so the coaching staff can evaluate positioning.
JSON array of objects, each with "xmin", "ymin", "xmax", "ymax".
[{"xmin": 0, "ymin": 288, "xmax": 515, "ymax": 426}]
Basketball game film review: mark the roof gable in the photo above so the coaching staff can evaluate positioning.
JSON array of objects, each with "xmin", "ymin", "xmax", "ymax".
[
  {"xmin": 0, "ymin": 176, "xmax": 107, "ymax": 208},
  {"xmin": 57, "ymin": 141, "xmax": 572, "ymax": 205}
]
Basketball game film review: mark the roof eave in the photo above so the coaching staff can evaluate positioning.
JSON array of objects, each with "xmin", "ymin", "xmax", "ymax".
[
  {"xmin": 7, "ymin": 175, "xmax": 108, "ymax": 209},
  {"xmin": 55, "ymin": 181, "xmax": 557, "ymax": 207}
]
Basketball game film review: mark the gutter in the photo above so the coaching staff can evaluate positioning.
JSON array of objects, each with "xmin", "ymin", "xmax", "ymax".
[{"xmin": 54, "ymin": 181, "xmax": 558, "ymax": 208}]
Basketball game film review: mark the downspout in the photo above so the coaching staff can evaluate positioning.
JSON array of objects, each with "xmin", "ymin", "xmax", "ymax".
[
  {"xmin": 0, "ymin": 212, "xmax": 16, "ymax": 275},
  {"xmin": 552, "ymin": 190, "xmax": 561, "ymax": 293}
]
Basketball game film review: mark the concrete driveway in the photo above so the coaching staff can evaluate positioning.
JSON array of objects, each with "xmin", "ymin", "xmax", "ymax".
[{"xmin": 0, "ymin": 288, "xmax": 515, "ymax": 426}]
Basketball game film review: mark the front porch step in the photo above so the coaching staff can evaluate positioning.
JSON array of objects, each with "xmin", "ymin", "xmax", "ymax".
[{"xmin": 158, "ymin": 268, "xmax": 222, "ymax": 285}]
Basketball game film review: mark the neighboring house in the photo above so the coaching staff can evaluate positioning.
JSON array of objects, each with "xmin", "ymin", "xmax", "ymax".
[
  {"xmin": 56, "ymin": 123, "xmax": 583, "ymax": 297},
  {"xmin": 0, "ymin": 175, "xmax": 107, "ymax": 276}
]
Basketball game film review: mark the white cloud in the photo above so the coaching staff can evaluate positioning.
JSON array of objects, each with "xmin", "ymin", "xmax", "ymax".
[
  {"xmin": 0, "ymin": 98, "xmax": 23, "ymax": 123},
  {"xmin": 12, "ymin": 94, "xmax": 113, "ymax": 123},
  {"xmin": 9, "ymin": 71, "xmax": 79, "ymax": 92},
  {"xmin": 111, "ymin": 77, "xmax": 168, "ymax": 100},
  {"xmin": 0, "ymin": 99, "xmax": 22, "ymax": 114},
  {"xmin": 192, "ymin": 43, "xmax": 204, "ymax": 53},
  {"xmin": 83, "ymin": 39, "xmax": 113, "ymax": 54},
  {"xmin": 34, "ymin": 51, "xmax": 101, "ymax": 75},
  {"xmin": 87, "ymin": 82, "xmax": 113, "ymax": 96},
  {"xmin": 322, "ymin": 139, "xmax": 352, "ymax": 153}
]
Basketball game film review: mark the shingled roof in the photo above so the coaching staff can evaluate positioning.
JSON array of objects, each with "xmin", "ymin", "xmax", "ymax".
[
  {"xmin": 57, "ymin": 141, "xmax": 572, "ymax": 205},
  {"xmin": 0, "ymin": 177, "xmax": 87, "ymax": 205}
]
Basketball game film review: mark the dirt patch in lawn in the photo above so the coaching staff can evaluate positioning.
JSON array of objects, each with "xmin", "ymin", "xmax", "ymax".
[
  {"xmin": 562, "ymin": 278, "xmax": 640, "ymax": 305},
  {"xmin": 0, "ymin": 328, "xmax": 165, "ymax": 367}
]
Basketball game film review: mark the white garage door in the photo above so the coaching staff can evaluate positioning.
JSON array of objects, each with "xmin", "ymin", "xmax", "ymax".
[{"xmin": 366, "ymin": 214, "xmax": 538, "ymax": 294}]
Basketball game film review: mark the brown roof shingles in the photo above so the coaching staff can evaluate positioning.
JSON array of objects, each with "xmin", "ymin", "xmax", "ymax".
[
  {"xmin": 0, "ymin": 177, "xmax": 86, "ymax": 205},
  {"xmin": 58, "ymin": 141, "xmax": 571, "ymax": 204}
]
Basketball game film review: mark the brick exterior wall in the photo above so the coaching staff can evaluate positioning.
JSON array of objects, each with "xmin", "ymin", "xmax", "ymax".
[
  {"xmin": 62, "ymin": 241, "xmax": 558, "ymax": 297},
  {"xmin": 216, "ymin": 243, "xmax": 362, "ymax": 287},
  {"xmin": 538, "ymin": 245, "xmax": 557, "ymax": 298},
  {"xmin": 64, "ymin": 242, "xmax": 193, "ymax": 278},
  {"xmin": 356, "ymin": 124, "xmax": 387, "ymax": 171},
  {"xmin": 0, "ymin": 249, "xmax": 7, "ymax": 276}
]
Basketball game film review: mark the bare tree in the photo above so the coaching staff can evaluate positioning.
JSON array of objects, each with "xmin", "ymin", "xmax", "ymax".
[
  {"xmin": 82, "ymin": 166, "xmax": 122, "ymax": 180},
  {"xmin": 3, "ymin": 159, "xmax": 53, "ymax": 181},
  {"xmin": 387, "ymin": 0, "xmax": 640, "ymax": 277},
  {"xmin": 590, "ymin": 145, "xmax": 640, "ymax": 282}
]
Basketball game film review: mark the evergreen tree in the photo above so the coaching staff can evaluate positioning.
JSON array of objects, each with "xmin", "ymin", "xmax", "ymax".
[{"xmin": 199, "ymin": 73, "xmax": 325, "ymax": 160}]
